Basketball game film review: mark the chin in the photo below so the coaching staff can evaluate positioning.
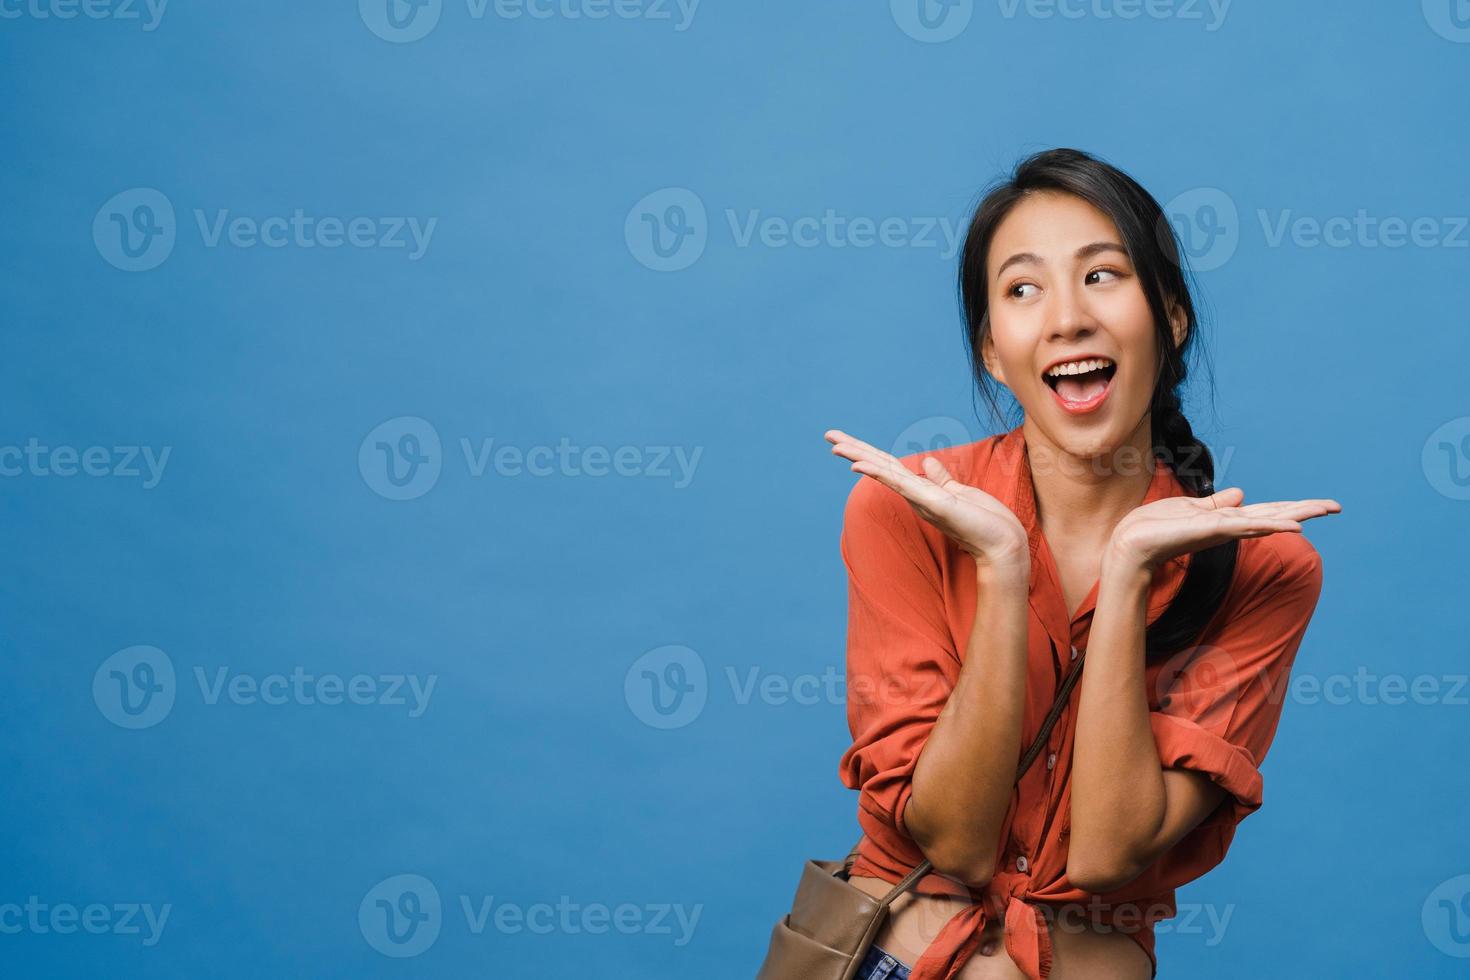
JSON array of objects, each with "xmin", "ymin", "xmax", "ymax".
[{"xmin": 1028, "ymin": 410, "xmax": 1148, "ymax": 470}]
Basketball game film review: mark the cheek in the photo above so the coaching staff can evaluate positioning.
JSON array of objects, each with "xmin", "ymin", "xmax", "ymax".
[{"xmin": 985, "ymin": 312, "xmax": 1042, "ymax": 384}]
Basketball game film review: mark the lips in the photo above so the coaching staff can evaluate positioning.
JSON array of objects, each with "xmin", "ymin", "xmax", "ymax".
[{"xmin": 1042, "ymin": 356, "xmax": 1117, "ymax": 415}]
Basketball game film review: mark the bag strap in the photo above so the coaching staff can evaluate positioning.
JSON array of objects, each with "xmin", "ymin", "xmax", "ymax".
[{"xmin": 849, "ymin": 643, "xmax": 1088, "ymax": 910}]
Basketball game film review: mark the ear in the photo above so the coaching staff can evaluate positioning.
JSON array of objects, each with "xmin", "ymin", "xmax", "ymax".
[
  {"xmin": 980, "ymin": 333, "xmax": 1008, "ymax": 386},
  {"xmin": 1167, "ymin": 301, "xmax": 1189, "ymax": 350}
]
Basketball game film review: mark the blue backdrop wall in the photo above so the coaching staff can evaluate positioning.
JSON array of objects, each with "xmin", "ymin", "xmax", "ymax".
[{"xmin": 3, "ymin": 2, "xmax": 1469, "ymax": 976}]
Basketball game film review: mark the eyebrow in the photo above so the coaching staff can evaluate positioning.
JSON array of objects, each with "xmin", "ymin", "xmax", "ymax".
[{"xmin": 993, "ymin": 241, "xmax": 1130, "ymax": 279}]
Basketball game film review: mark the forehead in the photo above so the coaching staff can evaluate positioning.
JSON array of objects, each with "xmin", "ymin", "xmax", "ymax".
[{"xmin": 988, "ymin": 191, "xmax": 1122, "ymax": 270}]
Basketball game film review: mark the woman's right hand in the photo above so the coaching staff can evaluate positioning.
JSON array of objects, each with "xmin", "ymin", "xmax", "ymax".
[{"xmin": 825, "ymin": 429, "xmax": 1030, "ymax": 573}]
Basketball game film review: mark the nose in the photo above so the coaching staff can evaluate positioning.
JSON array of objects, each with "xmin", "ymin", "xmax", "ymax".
[{"xmin": 1046, "ymin": 279, "xmax": 1099, "ymax": 343}]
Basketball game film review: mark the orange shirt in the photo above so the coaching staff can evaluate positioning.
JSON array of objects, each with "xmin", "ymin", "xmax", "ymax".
[{"xmin": 838, "ymin": 422, "xmax": 1325, "ymax": 980}]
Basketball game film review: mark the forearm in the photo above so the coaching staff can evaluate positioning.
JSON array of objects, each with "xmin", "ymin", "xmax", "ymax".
[
  {"xmin": 1067, "ymin": 555, "xmax": 1166, "ymax": 888},
  {"xmin": 903, "ymin": 559, "xmax": 1030, "ymax": 887}
]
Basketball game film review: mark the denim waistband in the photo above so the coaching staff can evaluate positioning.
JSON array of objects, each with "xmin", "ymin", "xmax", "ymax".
[{"xmin": 855, "ymin": 942, "xmax": 912, "ymax": 979}]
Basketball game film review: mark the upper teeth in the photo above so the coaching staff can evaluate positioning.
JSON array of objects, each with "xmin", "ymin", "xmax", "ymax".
[{"xmin": 1046, "ymin": 357, "xmax": 1114, "ymax": 377}]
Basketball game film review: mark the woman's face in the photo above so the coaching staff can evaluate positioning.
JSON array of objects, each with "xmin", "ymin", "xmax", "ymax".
[{"xmin": 982, "ymin": 190, "xmax": 1185, "ymax": 463}]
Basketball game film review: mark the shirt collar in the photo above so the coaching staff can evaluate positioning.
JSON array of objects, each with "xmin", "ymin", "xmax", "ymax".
[{"xmin": 980, "ymin": 422, "xmax": 1193, "ymax": 629}]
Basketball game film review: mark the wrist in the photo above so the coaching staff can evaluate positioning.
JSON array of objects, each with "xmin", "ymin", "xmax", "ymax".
[
  {"xmin": 973, "ymin": 551, "xmax": 1029, "ymax": 588},
  {"xmin": 1100, "ymin": 545, "xmax": 1154, "ymax": 593}
]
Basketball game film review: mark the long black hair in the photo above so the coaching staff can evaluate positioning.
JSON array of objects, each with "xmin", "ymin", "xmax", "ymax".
[{"xmin": 956, "ymin": 147, "xmax": 1236, "ymax": 659}]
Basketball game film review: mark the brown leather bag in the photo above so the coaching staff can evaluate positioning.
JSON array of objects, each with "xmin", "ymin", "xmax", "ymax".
[{"xmin": 754, "ymin": 651, "xmax": 1086, "ymax": 980}]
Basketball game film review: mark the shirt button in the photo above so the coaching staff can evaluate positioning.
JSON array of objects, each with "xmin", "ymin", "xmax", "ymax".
[
  {"xmin": 1070, "ymin": 646, "xmax": 1080, "ymax": 661},
  {"xmin": 1016, "ymin": 855, "xmax": 1029, "ymax": 873},
  {"xmin": 1046, "ymin": 752, "xmax": 1057, "ymax": 770}
]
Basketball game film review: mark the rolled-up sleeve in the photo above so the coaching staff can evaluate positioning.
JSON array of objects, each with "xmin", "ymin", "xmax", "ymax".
[
  {"xmin": 835, "ymin": 476, "xmax": 962, "ymax": 839},
  {"xmin": 1144, "ymin": 539, "xmax": 1324, "ymax": 886}
]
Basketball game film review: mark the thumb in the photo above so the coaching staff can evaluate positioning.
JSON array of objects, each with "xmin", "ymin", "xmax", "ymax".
[
  {"xmin": 1203, "ymin": 486, "xmax": 1245, "ymax": 509},
  {"xmin": 921, "ymin": 455, "xmax": 955, "ymax": 485}
]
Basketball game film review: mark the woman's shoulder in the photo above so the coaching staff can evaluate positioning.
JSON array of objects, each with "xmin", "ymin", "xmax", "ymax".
[{"xmin": 1231, "ymin": 527, "xmax": 1325, "ymax": 607}]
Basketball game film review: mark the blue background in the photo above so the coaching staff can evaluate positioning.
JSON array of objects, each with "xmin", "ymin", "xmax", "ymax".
[{"xmin": 3, "ymin": 1, "xmax": 1469, "ymax": 976}]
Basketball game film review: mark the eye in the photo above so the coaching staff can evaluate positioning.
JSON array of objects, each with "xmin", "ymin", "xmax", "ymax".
[
  {"xmin": 1086, "ymin": 267, "xmax": 1125, "ymax": 285},
  {"xmin": 1007, "ymin": 281, "xmax": 1039, "ymax": 300}
]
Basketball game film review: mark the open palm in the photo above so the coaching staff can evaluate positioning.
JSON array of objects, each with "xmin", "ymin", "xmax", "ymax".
[
  {"xmin": 824, "ymin": 429, "xmax": 1029, "ymax": 568},
  {"xmin": 1110, "ymin": 487, "xmax": 1342, "ymax": 570}
]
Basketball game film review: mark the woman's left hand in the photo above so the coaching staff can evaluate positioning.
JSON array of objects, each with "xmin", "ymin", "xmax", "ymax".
[{"xmin": 1106, "ymin": 486, "xmax": 1342, "ymax": 573}]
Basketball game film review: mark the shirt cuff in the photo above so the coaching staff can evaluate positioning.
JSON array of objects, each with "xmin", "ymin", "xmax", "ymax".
[
  {"xmin": 858, "ymin": 778, "xmax": 916, "ymax": 838},
  {"xmin": 1149, "ymin": 711, "xmax": 1264, "ymax": 825}
]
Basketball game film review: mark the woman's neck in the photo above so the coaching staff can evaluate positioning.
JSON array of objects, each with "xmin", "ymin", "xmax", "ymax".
[{"xmin": 1022, "ymin": 416, "xmax": 1156, "ymax": 549}]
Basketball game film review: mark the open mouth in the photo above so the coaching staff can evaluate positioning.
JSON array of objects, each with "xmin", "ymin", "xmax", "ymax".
[{"xmin": 1042, "ymin": 356, "xmax": 1117, "ymax": 413}]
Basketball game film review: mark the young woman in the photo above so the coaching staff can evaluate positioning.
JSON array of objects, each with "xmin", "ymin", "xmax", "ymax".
[{"xmin": 822, "ymin": 148, "xmax": 1340, "ymax": 980}]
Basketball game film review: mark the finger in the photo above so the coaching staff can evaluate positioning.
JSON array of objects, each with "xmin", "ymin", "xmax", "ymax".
[
  {"xmin": 921, "ymin": 455, "xmax": 960, "ymax": 489},
  {"xmin": 824, "ymin": 428, "xmax": 872, "ymax": 445},
  {"xmin": 1271, "ymin": 498, "xmax": 1342, "ymax": 516},
  {"xmin": 1233, "ymin": 502, "xmax": 1310, "ymax": 519},
  {"xmin": 1214, "ymin": 514, "xmax": 1304, "ymax": 537},
  {"xmin": 1237, "ymin": 500, "xmax": 1342, "ymax": 521},
  {"xmin": 827, "ymin": 432, "xmax": 908, "ymax": 472},
  {"xmin": 834, "ymin": 440, "xmax": 945, "ymax": 501},
  {"xmin": 825, "ymin": 429, "xmax": 889, "ymax": 459},
  {"xmin": 844, "ymin": 444, "xmax": 931, "ymax": 490},
  {"xmin": 851, "ymin": 464, "xmax": 965, "ymax": 527},
  {"xmin": 849, "ymin": 459, "xmax": 951, "ymax": 510},
  {"xmin": 1273, "ymin": 502, "xmax": 1340, "ymax": 522},
  {"xmin": 1202, "ymin": 487, "xmax": 1245, "ymax": 510}
]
